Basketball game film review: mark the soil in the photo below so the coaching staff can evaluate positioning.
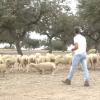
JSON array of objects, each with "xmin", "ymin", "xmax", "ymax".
[{"xmin": 0, "ymin": 70, "xmax": 100, "ymax": 100}]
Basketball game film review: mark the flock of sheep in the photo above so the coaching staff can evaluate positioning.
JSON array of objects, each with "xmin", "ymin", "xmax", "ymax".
[{"xmin": 0, "ymin": 49, "xmax": 99, "ymax": 76}]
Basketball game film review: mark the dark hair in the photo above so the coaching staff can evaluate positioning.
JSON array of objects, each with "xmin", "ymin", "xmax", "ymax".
[{"xmin": 74, "ymin": 26, "xmax": 80, "ymax": 34}]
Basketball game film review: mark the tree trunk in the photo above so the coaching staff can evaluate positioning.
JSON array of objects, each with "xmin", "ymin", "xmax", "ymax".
[
  {"xmin": 15, "ymin": 40, "xmax": 23, "ymax": 55},
  {"xmin": 94, "ymin": 40, "xmax": 99, "ymax": 52},
  {"xmin": 9, "ymin": 43, "xmax": 12, "ymax": 48},
  {"xmin": 62, "ymin": 40, "xmax": 67, "ymax": 52},
  {"xmin": 48, "ymin": 38, "xmax": 52, "ymax": 53}
]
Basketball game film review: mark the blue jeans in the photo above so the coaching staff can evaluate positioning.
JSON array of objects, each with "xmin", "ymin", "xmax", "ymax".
[{"xmin": 67, "ymin": 52, "xmax": 89, "ymax": 81}]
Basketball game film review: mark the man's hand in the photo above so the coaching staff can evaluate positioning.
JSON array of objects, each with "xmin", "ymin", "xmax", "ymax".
[
  {"xmin": 67, "ymin": 44, "xmax": 74, "ymax": 51},
  {"xmin": 71, "ymin": 43, "xmax": 78, "ymax": 52}
]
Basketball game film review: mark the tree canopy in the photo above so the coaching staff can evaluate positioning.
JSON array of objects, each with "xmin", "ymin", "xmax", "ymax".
[
  {"xmin": 1, "ymin": 0, "xmax": 100, "ymax": 53},
  {"xmin": 77, "ymin": 0, "xmax": 100, "ymax": 50}
]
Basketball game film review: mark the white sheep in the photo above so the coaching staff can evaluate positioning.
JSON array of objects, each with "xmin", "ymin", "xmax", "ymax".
[
  {"xmin": 20, "ymin": 55, "xmax": 28, "ymax": 72},
  {"xmin": 0, "ymin": 63, "xmax": 7, "ymax": 77},
  {"xmin": 55, "ymin": 55, "xmax": 66, "ymax": 66},
  {"xmin": 34, "ymin": 55, "xmax": 44, "ymax": 64},
  {"xmin": 34, "ymin": 53, "xmax": 41, "ymax": 64},
  {"xmin": 55, "ymin": 53, "xmax": 72, "ymax": 66},
  {"xmin": 5, "ymin": 56, "xmax": 16, "ymax": 67},
  {"xmin": 0, "ymin": 58, "xmax": 4, "ymax": 64},
  {"xmin": 26, "ymin": 62, "xmax": 56, "ymax": 74},
  {"xmin": 65, "ymin": 53, "xmax": 72, "ymax": 65},
  {"xmin": 45, "ymin": 53, "xmax": 55, "ymax": 62},
  {"xmin": 87, "ymin": 53, "xmax": 98, "ymax": 70},
  {"xmin": 48, "ymin": 53, "xmax": 55, "ymax": 62},
  {"xmin": 28, "ymin": 55, "xmax": 35, "ymax": 64},
  {"xmin": 88, "ymin": 49, "xmax": 97, "ymax": 54},
  {"xmin": 5, "ymin": 57, "xmax": 17, "ymax": 72},
  {"xmin": 0, "ymin": 55, "xmax": 17, "ymax": 72}
]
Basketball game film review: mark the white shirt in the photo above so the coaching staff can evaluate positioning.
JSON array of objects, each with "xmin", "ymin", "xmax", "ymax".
[{"xmin": 74, "ymin": 34, "xmax": 87, "ymax": 54}]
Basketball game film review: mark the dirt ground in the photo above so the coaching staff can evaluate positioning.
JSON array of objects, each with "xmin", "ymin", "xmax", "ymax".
[{"xmin": 0, "ymin": 69, "xmax": 100, "ymax": 100}]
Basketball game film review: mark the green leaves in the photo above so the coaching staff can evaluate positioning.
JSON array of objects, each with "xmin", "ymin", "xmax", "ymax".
[
  {"xmin": 78, "ymin": 0, "xmax": 100, "ymax": 23},
  {"xmin": 77, "ymin": 0, "xmax": 100, "ymax": 50}
]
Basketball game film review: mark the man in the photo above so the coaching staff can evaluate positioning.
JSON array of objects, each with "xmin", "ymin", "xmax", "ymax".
[{"xmin": 62, "ymin": 27, "xmax": 89, "ymax": 86}]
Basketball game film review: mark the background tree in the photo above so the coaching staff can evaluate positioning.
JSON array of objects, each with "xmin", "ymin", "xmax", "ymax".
[
  {"xmin": 22, "ymin": 33, "xmax": 40, "ymax": 49},
  {"xmin": 0, "ymin": 0, "xmax": 46, "ymax": 55},
  {"xmin": 37, "ymin": 0, "xmax": 70, "ymax": 53},
  {"xmin": 0, "ymin": 31, "xmax": 15, "ymax": 48},
  {"xmin": 56, "ymin": 14, "xmax": 78, "ymax": 51},
  {"xmin": 77, "ymin": 0, "xmax": 100, "ymax": 51},
  {"xmin": 51, "ymin": 39, "xmax": 63, "ymax": 51}
]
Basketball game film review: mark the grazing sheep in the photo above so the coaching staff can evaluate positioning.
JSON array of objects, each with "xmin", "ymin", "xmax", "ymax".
[
  {"xmin": 20, "ymin": 55, "xmax": 28, "ymax": 72},
  {"xmin": 15, "ymin": 55, "xmax": 22, "ymax": 72},
  {"xmin": 0, "ymin": 58, "xmax": 4, "ymax": 64},
  {"xmin": 35, "ymin": 53, "xmax": 41, "ymax": 57},
  {"xmin": 5, "ymin": 57, "xmax": 16, "ymax": 72},
  {"xmin": 34, "ymin": 55, "xmax": 43, "ymax": 64},
  {"xmin": 34, "ymin": 53, "xmax": 41, "ymax": 64},
  {"xmin": 87, "ymin": 53, "xmax": 98, "ymax": 70},
  {"xmin": 16, "ymin": 55, "xmax": 22, "ymax": 64},
  {"xmin": 44, "ymin": 53, "xmax": 56, "ymax": 62},
  {"xmin": 0, "ymin": 55, "xmax": 16, "ymax": 73},
  {"xmin": 65, "ymin": 53, "xmax": 72, "ymax": 65},
  {"xmin": 5, "ymin": 57, "xmax": 16, "ymax": 68},
  {"xmin": 55, "ymin": 53, "xmax": 72, "ymax": 66},
  {"xmin": 88, "ymin": 49, "xmax": 97, "ymax": 54},
  {"xmin": 0, "ymin": 63, "xmax": 7, "ymax": 77},
  {"xmin": 45, "ymin": 55, "xmax": 51, "ymax": 62},
  {"xmin": 49, "ymin": 53, "xmax": 55, "ymax": 62},
  {"xmin": 27, "ymin": 62, "xmax": 56, "ymax": 74},
  {"xmin": 55, "ymin": 56, "xmax": 66, "ymax": 66},
  {"xmin": 28, "ymin": 55, "xmax": 35, "ymax": 64},
  {"xmin": 21, "ymin": 55, "xmax": 28, "ymax": 66}
]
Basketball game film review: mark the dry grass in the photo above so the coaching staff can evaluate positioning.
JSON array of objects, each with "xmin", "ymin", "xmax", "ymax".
[{"xmin": 0, "ymin": 49, "xmax": 67, "ymax": 55}]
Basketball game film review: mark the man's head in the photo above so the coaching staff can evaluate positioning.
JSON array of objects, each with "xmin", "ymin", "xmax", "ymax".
[{"xmin": 74, "ymin": 26, "xmax": 80, "ymax": 35}]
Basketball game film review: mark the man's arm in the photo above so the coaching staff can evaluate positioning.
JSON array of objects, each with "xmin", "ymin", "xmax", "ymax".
[{"xmin": 72, "ymin": 43, "xmax": 78, "ymax": 51}]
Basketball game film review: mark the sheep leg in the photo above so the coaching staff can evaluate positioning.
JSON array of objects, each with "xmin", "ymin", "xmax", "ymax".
[
  {"xmin": 51, "ymin": 67, "xmax": 58, "ymax": 75},
  {"xmin": 93, "ymin": 59, "xmax": 97, "ymax": 70},
  {"xmin": 26, "ymin": 65, "xmax": 30, "ymax": 73},
  {"xmin": 39, "ymin": 70, "xmax": 43, "ymax": 74},
  {"xmin": 42, "ymin": 69, "xmax": 46, "ymax": 75},
  {"xmin": 51, "ymin": 70, "xmax": 55, "ymax": 75},
  {"xmin": 10, "ymin": 65, "xmax": 14, "ymax": 73},
  {"xmin": 2, "ymin": 72, "xmax": 5, "ymax": 77},
  {"xmin": 0, "ymin": 72, "xmax": 5, "ymax": 77}
]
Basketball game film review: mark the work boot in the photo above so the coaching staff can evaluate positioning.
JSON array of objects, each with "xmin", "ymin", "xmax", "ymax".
[
  {"xmin": 84, "ymin": 80, "xmax": 89, "ymax": 87},
  {"xmin": 62, "ymin": 79, "xmax": 71, "ymax": 85}
]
